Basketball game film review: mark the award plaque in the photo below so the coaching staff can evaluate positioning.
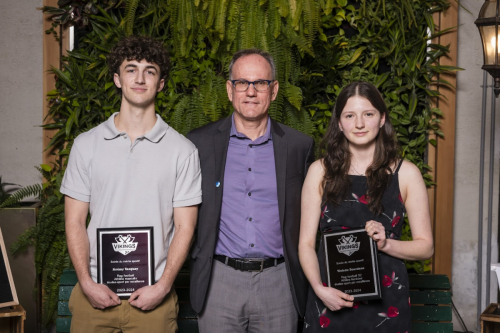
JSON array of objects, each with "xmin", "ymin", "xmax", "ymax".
[
  {"xmin": 324, "ymin": 228, "xmax": 381, "ymax": 301},
  {"xmin": 97, "ymin": 227, "xmax": 154, "ymax": 298}
]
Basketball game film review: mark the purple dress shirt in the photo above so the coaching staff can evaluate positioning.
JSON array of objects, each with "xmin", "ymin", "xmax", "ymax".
[{"xmin": 214, "ymin": 115, "xmax": 283, "ymax": 259}]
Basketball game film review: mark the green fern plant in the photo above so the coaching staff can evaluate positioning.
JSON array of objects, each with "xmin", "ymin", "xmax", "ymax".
[
  {"xmin": 0, "ymin": 176, "xmax": 20, "ymax": 206},
  {"xmin": 0, "ymin": 184, "xmax": 43, "ymax": 209},
  {"xmin": 0, "ymin": 169, "xmax": 48, "ymax": 209},
  {"xmin": 124, "ymin": 0, "xmax": 140, "ymax": 36}
]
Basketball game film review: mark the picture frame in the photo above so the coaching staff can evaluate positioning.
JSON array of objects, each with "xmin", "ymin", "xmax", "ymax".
[{"xmin": 0, "ymin": 227, "xmax": 18, "ymax": 307}]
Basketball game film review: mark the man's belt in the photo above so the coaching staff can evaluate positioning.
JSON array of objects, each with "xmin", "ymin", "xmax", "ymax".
[{"xmin": 214, "ymin": 255, "xmax": 285, "ymax": 272}]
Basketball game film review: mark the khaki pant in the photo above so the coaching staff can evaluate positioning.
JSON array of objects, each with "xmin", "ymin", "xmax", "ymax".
[{"xmin": 68, "ymin": 282, "xmax": 178, "ymax": 333}]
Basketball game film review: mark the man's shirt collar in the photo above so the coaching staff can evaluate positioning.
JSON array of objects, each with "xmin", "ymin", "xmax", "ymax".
[
  {"xmin": 103, "ymin": 112, "xmax": 168, "ymax": 143},
  {"xmin": 230, "ymin": 114, "xmax": 272, "ymax": 144}
]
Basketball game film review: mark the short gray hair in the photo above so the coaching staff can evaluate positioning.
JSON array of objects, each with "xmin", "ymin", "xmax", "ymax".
[{"xmin": 228, "ymin": 48, "xmax": 276, "ymax": 80}]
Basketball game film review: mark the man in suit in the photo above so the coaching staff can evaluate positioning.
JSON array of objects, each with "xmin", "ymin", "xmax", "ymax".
[{"xmin": 188, "ymin": 48, "xmax": 314, "ymax": 333}]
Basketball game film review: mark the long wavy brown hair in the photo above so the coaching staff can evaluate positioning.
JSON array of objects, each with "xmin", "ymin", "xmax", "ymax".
[{"xmin": 321, "ymin": 81, "xmax": 400, "ymax": 216}]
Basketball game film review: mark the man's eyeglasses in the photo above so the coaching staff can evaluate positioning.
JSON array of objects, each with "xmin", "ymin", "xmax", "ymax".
[{"xmin": 230, "ymin": 80, "xmax": 274, "ymax": 92}]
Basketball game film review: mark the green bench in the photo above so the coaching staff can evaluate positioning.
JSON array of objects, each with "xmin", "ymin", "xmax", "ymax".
[
  {"xmin": 56, "ymin": 269, "xmax": 78, "ymax": 333},
  {"xmin": 57, "ymin": 271, "xmax": 452, "ymax": 332},
  {"xmin": 409, "ymin": 274, "xmax": 453, "ymax": 333}
]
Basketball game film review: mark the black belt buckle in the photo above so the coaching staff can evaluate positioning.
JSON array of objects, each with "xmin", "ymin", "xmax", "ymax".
[{"xmin": 246, "ymin": 258, "xmax": 265, "ymax": 272}]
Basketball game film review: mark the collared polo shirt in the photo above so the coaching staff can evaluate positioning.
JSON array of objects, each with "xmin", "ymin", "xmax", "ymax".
[
  {"xmin": 215, "ymin": 115, "xmax": 282, "ymax": 259},
  {"xmin": 61, "ymin": 113, "xmax": 202, "ymax": 282}
]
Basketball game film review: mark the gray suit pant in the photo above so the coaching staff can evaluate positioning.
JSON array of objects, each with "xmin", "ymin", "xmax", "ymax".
[{"xmin": 198, "ymin": 259, "xmax": 298, "ymax": 333}]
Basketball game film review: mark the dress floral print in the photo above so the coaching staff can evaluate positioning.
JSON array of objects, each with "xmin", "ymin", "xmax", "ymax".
[
  {"xmin": 303, "ymin": 160, "xmax": 411, "ymax": 332},
  {"xmin": 382, "ymin": 271, "xmax": 405, "ymax": 290}
]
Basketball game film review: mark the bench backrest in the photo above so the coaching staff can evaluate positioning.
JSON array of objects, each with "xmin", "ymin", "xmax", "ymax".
[{"xmin": 409, "ymin": 274, "xmax": 453, "ymax": 333}]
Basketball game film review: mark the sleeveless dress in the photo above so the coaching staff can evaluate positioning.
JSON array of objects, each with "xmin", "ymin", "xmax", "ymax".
[{"xmin": 303, "ymin": 161, "xmax": 411, "ymax": 332}]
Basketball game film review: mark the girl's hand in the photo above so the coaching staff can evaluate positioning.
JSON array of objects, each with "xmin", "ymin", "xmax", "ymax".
[
  {"xmin": 315, "ymin": 285, "xmax": 354, "ymax": 311},
  {"xmin": 365, "ymin": 220, "xmax": 387, "ymax": 251}
]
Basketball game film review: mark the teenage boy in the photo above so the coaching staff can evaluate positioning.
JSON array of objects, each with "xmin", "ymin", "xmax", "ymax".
[{"xmin": 61, "ymin": 35, "xmax": 201, "ymax": 332}]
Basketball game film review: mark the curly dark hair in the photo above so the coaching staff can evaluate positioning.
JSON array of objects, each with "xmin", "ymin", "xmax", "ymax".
[
  {"xmin": 321, "ymin": 81, "xmax": 400, "ymax": 216},
  {"xmin": 107, "ymin": 35, "xmax": 171, "ymax": 94}
]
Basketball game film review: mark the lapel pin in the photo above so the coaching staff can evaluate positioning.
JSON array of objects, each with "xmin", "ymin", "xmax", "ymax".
[{"xmin": 216, "ymin": 181, "xmax": 220, "ymax": 187}]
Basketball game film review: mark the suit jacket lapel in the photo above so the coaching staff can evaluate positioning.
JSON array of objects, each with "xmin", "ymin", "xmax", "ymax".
[
  {"xmin": 271, "ymin": 119, "xmax": 287, "ymax": 228},
  {"xmin": 213, "ymin": 117, "xmax": 232, "ymax": 221}
]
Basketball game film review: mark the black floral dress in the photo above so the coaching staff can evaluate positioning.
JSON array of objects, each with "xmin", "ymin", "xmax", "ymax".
[{"xmin": 303, "ymin": 161, "xmax": 411, "ymax": 332}]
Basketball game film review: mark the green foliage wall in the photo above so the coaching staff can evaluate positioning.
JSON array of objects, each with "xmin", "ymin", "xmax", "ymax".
[{"xmin": 25, "ymin": 0, "xmax": 456, "ymax": 325}]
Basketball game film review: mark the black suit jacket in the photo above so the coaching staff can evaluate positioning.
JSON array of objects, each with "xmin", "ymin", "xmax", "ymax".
[{"xmin": 187, "ymin": 116, "xmax": 314, "ymax": 317}]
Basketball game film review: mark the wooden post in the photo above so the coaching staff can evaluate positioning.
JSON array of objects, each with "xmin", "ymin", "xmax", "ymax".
[
  {"xmin": 42, "ymin": 0, "xmax": 69, "ymax": 167},
  {"xmin": 428, "ymin": 1, "xmax": 458, "ymax": 279}
]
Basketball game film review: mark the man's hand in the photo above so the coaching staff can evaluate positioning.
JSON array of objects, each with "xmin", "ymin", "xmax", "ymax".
[
  {"xmin": 80, "ymin": 281, "xmax": 121, "ymax": 309},
  {"xmin": 128, "ymin": 283, "xmax": 169, "ymax": 311}
]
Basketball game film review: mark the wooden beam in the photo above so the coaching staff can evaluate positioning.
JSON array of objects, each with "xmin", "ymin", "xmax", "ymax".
[
  {"xmin": 42, "ymin": 0, "xmax": 69, "ymax": 167},
  {"xmin": 429, "ymin": 1, "xmax": 458, "ymax": 279}
]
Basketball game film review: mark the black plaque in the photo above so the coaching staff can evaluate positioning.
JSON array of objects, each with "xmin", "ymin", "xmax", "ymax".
[
  {"xmin": 324, "ymin": 228, "xmax": 381, "ymax": 301},
  {"xmin": 97, "ymin": 227, "xmax": 154, "ymax": 298}
]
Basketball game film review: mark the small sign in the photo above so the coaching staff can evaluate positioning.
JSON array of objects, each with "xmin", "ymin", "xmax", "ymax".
[
  {"xmin": 324, "ymin": 228, "xmax": 381, "ymax": 301},
  {"xmin": 0, "ymin": 227, "xmax": 18, "ymax": 307},
  {"xmin": 97, "ymin": 227, "xmax": 154, "ymax": 298}
]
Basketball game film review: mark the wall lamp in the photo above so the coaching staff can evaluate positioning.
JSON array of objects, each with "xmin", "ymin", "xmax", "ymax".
[{"xmin": 476, "ymin": 0, "xmax": 500, "ymax": 97}]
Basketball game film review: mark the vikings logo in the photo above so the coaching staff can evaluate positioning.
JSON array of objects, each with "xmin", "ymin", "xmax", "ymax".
[
  {"xmin": 112, "ymin": 234, "xmax": 138, "ymax": 255},
  {"xmin": 336, "ymin": 235, "xmax": 360, "ymax": 256}
]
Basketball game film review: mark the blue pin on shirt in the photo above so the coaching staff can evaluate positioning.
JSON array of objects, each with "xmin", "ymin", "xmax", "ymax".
[{"xmin": 216, "ymin": 181, "xmax": 220, "ymax": 187}]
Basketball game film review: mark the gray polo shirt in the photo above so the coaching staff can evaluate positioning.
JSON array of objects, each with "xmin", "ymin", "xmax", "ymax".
[{"xmin": 61, "ymin": 113, "xmax": 202, "ymax": 282}]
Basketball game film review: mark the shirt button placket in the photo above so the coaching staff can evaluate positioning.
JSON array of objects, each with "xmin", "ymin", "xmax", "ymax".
[
  {"xmin": 246, "ymin": 140, "xmax": 256, "ymax": 255},
  {"xmin": 130, "ymin": 138, "xmax": 141, "ymax": 153}
]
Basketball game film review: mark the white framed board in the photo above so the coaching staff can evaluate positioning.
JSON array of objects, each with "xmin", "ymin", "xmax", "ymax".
[{"xmin": 0, "ymin": 227, "xmax": 18, "ymax": 307}]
